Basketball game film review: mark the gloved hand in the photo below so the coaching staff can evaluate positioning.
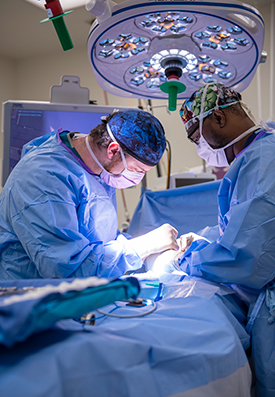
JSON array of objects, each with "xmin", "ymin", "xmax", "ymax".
[
  {"xmin": 177, "ymin": 232, "xmax": 210, "ymax": 254},
  {"xmin": 128, "ymin": 223, "xmax": 179, "ymax": 260},
  {"xmin": 145, "ymin": 232, "xmax": 210, "ymax": 278},
  {"xmin": 145, "ymin": 249, "xmax": 181, "ymax": 276}
]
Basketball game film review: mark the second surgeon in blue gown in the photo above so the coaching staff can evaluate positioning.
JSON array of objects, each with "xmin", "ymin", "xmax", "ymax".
[
  {"xmin": 145, "ymin": 82, "xmax": 275, "ymax": 397},
  {"xmin": 0, "ymin": 109, "xmax": 179, "ymax": 280},
  {"xmin": 177, "ymin": 83, "xmax": 275, "ymax": 291},
  {"xmin": 176, "ymin": 83, "xmax": 275, "ymax": 397}
]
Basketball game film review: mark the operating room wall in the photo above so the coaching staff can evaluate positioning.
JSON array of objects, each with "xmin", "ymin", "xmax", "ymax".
[{"xmin": 0, "ymin": 1, "xmax": 274, "ymax": 231}]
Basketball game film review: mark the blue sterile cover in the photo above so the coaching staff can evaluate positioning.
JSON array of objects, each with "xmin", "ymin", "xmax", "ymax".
[
  {"xmin": 0, "ymin": 277, "xmax": 140, "ymax": 347},
  {"xmin": 128, "ymin": 181, "xmax": 220, "ymax": 237}
]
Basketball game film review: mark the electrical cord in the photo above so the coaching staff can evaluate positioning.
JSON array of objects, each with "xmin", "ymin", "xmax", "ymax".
[
  {"xmin": 97, "ymin": 299, "xmax": 157, "ymax": 318},
  {"xmin": 166, "ymin": 139, "xmax": 171, "ymax": 189}
]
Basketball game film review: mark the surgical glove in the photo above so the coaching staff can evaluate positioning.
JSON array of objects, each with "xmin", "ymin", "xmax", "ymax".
[
  {"xmin": 128, "ymin": 223, "xmax": 179, "ymax": 260},
  {"xmin": 178, "ymin": 232, "xmax": 210, "ymax": 254},
  {"xmin": 145, "ymin": 250, "xmax": 181, "ymax": 276}
]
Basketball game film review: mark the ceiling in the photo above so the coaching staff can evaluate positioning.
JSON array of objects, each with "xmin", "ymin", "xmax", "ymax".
[{"xmin": 0, "ymin": 0, "xmax": 270, "ymax": 61}]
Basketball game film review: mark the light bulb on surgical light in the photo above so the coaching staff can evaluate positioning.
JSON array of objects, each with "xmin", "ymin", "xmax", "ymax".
[{"xmin": 86, "ymin": 0, "xmax": 266, "ymax": 110}]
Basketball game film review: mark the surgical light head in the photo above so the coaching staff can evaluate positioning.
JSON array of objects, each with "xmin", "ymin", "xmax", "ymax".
[
  {"xmin": 86, "ymin": 0, "xmax": 265, "ymax": 109},
  {"xmin": 108, "ymin": 109, "xmax": 166, "ymax": 166}
]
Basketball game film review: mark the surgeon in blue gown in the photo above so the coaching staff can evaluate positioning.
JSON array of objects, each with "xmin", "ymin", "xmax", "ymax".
[
  {"xmin": 146, "ymin": 83, "xmax": 275, "ymax": 396},
  {"xmin": 177, "ymin": 83, "xmax": 275, "ymax": 289},
  {"xmin": 0, "ymin": 109, "xmax": 179, "ymax": 280},
  {"xmin": 173, "ymin": 83, "xmax": 275, "ymax": 397}
]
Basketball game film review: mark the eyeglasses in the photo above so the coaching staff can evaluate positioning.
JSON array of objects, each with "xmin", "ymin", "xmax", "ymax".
[
  {"xmin": 187, "ymin": 125, "xmax": 200, "ymax": 145},
  {"xmin": 187, "ymin": 113, "xmax": 212, "ymax": 145}
]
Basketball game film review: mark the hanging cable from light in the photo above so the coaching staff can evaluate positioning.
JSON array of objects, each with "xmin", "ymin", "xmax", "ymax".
[{"xmin": 166, "ymin": 140, "xmax": 171, "ymax": 189}]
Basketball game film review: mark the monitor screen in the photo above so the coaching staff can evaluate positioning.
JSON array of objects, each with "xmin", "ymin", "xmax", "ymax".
[
  {"xmin": 1, "ymin": 100, "xmax": 135, "ymax": 187},
  {"xmin": 169, "ymin": 172, "xmax": 216, "ymax": 189},
  {"xmin": 175, "ymin": 177, "xmax": 215, "ymax": 188}
]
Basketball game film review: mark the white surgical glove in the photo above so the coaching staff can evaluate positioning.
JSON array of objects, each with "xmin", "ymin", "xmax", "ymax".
[
  {"xmin": 128, "ymin": 223, "xmax": 179, "ymax": 260},
  {"xmin": 145, "ymin": 250, "xmax": 181, "ymax": 276},
  {"xmin": 144, "ymin": 232, "xmax": 210, "ymax": 279},
  {"xmin": 178, "ymin": 232, "xmax": 210, "ymax": 253}
]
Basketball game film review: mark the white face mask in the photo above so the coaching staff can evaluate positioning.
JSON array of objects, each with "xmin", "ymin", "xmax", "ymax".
[
  {"xmin": 85, "ymin": 134, "xmax": 144, "ymax": 189},
  {"xmin": 196, "ymin": 125, "xmax": 262, "ymax": 167}
]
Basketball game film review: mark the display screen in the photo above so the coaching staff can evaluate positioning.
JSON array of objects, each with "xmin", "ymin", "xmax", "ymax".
[
  {"xmin": 2, "ymin": 101, "xmax": 134, "ymax": 186},
  {"xmin": 175, "ymin": 177, "xmax": 215, "ymax": 188},
  {"xmin": 8, "ymin": 108, "xmax": 109, "ymax": 170}
]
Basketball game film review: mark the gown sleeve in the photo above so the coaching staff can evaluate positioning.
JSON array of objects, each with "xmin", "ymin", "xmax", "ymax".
[
  {"xmin": 180, "ymin": 140, "xmax": 275, "ymax": 289},
  {"xmin": 9, "ymin": 192, "xmax": 142, "ymax": 279}
]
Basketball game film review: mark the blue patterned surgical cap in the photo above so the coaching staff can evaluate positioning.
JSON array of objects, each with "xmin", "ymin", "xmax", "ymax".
[{"xmin": 108, "ymin": 109, "xmax": 166, "ymax": 166}]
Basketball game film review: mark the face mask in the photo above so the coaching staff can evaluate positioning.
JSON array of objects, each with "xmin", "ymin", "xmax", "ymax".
[
  {"xmin": 196, "ymin": 83, "xmax": 263, "ymax": 167},
  {"xmin": 196, "ymin": 125, "xmax": 262, "ymax": 167},
  {"xmin": 85, "ymin": 135, "xmax": 144, "ymax": 189}
]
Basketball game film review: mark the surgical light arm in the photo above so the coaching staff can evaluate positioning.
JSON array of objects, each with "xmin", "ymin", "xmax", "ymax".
[{"xmin": 86, "ymin": 0, "xmax": 116, "ymax": 24}]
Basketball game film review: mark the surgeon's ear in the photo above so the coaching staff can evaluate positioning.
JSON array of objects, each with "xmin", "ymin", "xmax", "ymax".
[
  {"xmin": 212, "ymin": 110, "xmax": 226, "ymax": 128},
  {"xmin": 107, "ymin": 142, "xmax": 120, "ymax": 159}
]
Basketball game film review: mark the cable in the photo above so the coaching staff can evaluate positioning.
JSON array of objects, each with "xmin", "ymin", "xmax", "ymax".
[
  {"xmin": 97, "ymin": 299, "xmax": 157, "ymax": 318},
  {"xmin": 78, "ymin": 304, "xmax": 120, "ymax": 324},
  {"xmin": 148, "ymin": 99, "xmax": 162, "ymax": 178},
  {"xmin": 138, "ymin": 99, "xmax": 144, "ymax": 110},
  {"xmin": 121, "ymin": 189, "xmax": 129, "ymax": 221},
  {"xmin": 166, "ymin": 140, "xmax": 171, "ymax": 189}
]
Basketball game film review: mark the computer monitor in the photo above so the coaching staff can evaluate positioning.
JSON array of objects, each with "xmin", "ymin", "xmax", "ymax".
[
  {"xmin": 1, "ymin": 100, "xmax": 135, "ymax": 187},
  {"xmin": 155, "ymin": 172, "xmax": 216, "ymax": 190},
  {"xmin": 169, "ymin": 172, "xmax": 216, "ymax": 189}
]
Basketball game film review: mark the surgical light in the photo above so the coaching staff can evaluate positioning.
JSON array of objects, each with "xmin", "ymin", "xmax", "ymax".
[{"xmin": 86, "ymin": 0, "xmax": 266, "ymax": 110}]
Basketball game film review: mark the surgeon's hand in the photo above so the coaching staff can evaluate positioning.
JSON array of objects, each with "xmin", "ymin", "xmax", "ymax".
[
  {"xmin": 145, "ymin": 249, "xmax": 181, "ymax": 276},
  {"xmin": 147, "ymin": 223, "xmax": 179, "ymax": 254},
  {"xmin": 178, "ymin": 232, "xmax": 210, "ymax": 253},
  {"xmin": 128, "ymin": 223, "xmax": 179, "ymax": 260}
]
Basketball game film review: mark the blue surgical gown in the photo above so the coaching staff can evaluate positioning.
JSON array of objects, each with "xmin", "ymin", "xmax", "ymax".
[
  {"xmin": 179, "ymin": 128, "xmax": 275, "ymax": 397},
  {"xmin": 0, "ymin": 131, "xmax": 142, "ymax": 279},
  {"xmin": 179, "ymin": 129, "xmax": 275, "ymax": 290}
]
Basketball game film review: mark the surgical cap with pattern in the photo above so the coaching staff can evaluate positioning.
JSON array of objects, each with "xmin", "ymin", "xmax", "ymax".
[
  {"xmin": 179, "ymin": 83, "xmax": 242, "ymax": 132},
  {"xmin": 108, "ymin": 109, "xmax": 166, "ymax": 166}
]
